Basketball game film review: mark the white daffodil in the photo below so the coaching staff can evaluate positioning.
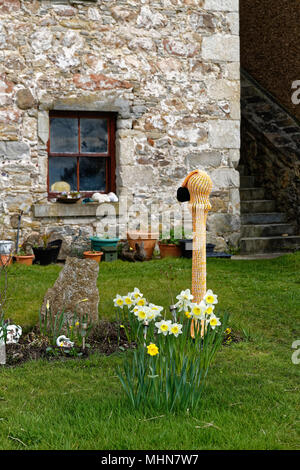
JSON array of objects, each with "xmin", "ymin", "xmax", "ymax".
[
  {"xmin": 113, "ymin": 294, "xmax": 124, "ymax": 309},
  {"xmin": 155, "ymin": 319, "xmax": 172, "ymax": 336},
  {"xmin": 169, "ymin": 323, "xmax": 183, "ymax": 338},
  {"xmin": 146, "ymin": 306, "xmax": 162, "ymax": 321},
  {"xmin": 134, "ymin": 307, "xmax": 148, "ymax": 322},
  {"xmin": 131, "ymin": 288, "xmax": 143, "ymax": 300},
  {"xmin": 203, "ymin": 304, "xmax": 215, "ymax": 316},
  {"xmin": 175, "ymin": 289, "xmax": 194, "ymax": 312},
  {"xmin": 207, "ymin": 314, "xmax": 221, "ymax": 329},
  {"xmin": 123, "ymin": 295, "xmax": 133, "ymax": 307},
  {"xmin": 203, "ymin": 289, "xmax": 218, "ymax": 305},
  {"xmin": 190, "ymin": 302, "xmax": 205, "ymax": 320},
  {"xmin": 135, "ymin": 296, "xmax": 147, "ymax": 307}
]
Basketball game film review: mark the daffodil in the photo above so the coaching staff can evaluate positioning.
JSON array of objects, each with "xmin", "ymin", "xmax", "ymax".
[
  {"xmin": 203, "ymin": 304, "xmax": 215, "ymax": 316},
  {"xmin": 136, "ymin": 297, "xmax": 146, "ymax": 307},
  {"xmin": 190, "ymin": 302, "xmax": 205, "ymax": 319},
  {"xmin": 185, "ymin": 311, "xmax": 192, "ymax": 319},
  {"xmin": 147, "ymin": 343, "xmax": 159, "ymax": 356},
  {"xmin": 123, "ymin": 295, "xmax": 133, "ymax": 306},
  {"xmin": 175, "ymin": 289, "xmax": 194, "ymax": 312},
  {"xmin": 113, "ymin": 294, "xmax": 125, "ymax": 309},
  {"xmin": 155, "ymin": 319, "xmax": 172, "ymax": 336},
  {"xmin": 148, "ymin": 303, "xmax": 163, "ymax": 319},
  {"xmin": 203, "ymin": 289, "xmax": 218, "ymax": 305},
  {"xmin": 131, "ymin": 288, "xmax": 143, "ymax": 300},
  {"xmin": 46, "ymin": 300, "xmax": 50, "ymax": 310},
  {"xmin": 134, "ymin": 308, "xmax": 148, "ymax": 322},
  {"xmin": 169, "ymin": 323, "xmax": 183, "ymax": 337},
  {"xmin": 208, "ymin": 314, "xmax": 221, "ymax": 330},
  {"xmin": 75, "ymin": 321, "xmax": 79, "ymax": 327}
]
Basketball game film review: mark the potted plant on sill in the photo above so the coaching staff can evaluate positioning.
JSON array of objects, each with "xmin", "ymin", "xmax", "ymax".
[
  {"xmin": 83, "ymin": 250, "xmax": 103, "ymax": 263},
  {"xmin": 159, "ymin": 229, "xmax": 182, "ymax": 258},
  {"xmin": 56, "ymin": 191, "xmax": 81, "ymax": 204},
  {"xmin": 15, "ymin": 248, "xmax": 35, "ymax": 266},
  {"xmin": 32, "ymin": 234, "xmax": 62, "ymax": 266}
]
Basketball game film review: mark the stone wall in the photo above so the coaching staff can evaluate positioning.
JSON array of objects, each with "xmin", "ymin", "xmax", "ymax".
[{"xmin": 0, "ymin": 0, "xmax": 240, "ymax": 252}]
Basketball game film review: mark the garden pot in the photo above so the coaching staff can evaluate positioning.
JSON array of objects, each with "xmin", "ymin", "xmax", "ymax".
[
  {"xmin": 33, "ymin": 240, "xmax": 62, "ymax": 266},
  {"xmin": 83, "ymin": 251, "xmax": 103, "ymax": 263},
  {"xmin": 90, "ymin": 237, "xmax": 119, "ymax": 251},
  {"xmin": 159, "ymin": 242, "xmax": 182, "ymax": 259},
  {"xmin": 15, "ymin": 254, "xmax": 35, "ymax": 266},
  {"xmin": 127, "ymin": 231, "xmax": 159, "ymax": 261}
]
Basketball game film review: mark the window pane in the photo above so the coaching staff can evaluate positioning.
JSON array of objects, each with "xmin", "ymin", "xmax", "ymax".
[
  {"xmin": 50, "ymin": 118, "xmax": 78, "ymax": 153},
  {"xmin": 79, "ymin": 157, "xmax": 106, "ymax": 191},
  {"xmin": 80, "ymin": 118, "xmax": 108, "ymax": 153},
  {"xmin": 49, "ymin": 156, "xmax": 77, "ymax": 191}
]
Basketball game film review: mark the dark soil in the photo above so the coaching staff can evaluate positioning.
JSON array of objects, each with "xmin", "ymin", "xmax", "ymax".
[
  {"xmin": 5, "ymin": 321, "xmax": 133, "ymax": 366},
  {"xmin": 4, "ymin": 322, "xmax": 243, "ymax": 367}
]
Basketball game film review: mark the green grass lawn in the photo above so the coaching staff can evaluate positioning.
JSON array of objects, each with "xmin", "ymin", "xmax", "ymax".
[{"xmin": 0, "ymin": 253, "xmax": 299, "ymax": 450}]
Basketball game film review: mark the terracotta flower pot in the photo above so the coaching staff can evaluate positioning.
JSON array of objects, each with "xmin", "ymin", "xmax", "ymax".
[
  {"xmin": 83, "ymin": 251, "xmax": 103, "ymax": 263},
  {"xmin": 127, "ymin": 231, "xmax": 159, "ymax": 261},
  {"xmin": 159, "ymin": 242, "xmax": 182, "ymax": 259},
  {"xmin": 15, "ymin": 254, "xmax": 35, "ymax": 266}
]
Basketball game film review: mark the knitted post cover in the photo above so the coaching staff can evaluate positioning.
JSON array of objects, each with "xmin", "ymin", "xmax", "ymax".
[{"xmin": 181, "ymin": 170, "xmax": 213, "ymax": 336}]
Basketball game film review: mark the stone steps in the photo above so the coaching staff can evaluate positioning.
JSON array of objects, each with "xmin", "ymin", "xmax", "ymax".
[
  {"xmin": 240, "ymin": 236, "xmax": 300, "ymax": 254},
  {"xmin": 240, "ymin": 187, "xmax": 265, "ymax": 201},
  {"xmin": 240, "ymin": 175, "xmax": 255, "ymax": 188},
  {"xmin": 238, "ymin": 168, "xmax": 300, "ymax": 253},
  {"xmin": 241, "ymin": 199, "xmax": 276, "ymax": 213},
  {"xmin": 241, "ymin": 223, "xmax": 297, "ymax": 238},
  {"xmin": 241, "ymin": 212, "xmax": 287, "ymax": 225}
]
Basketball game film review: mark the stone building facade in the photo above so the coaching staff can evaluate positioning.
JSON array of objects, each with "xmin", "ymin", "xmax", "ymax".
[{"xmin": 0, "ymin": 0, "xmax": 240, "ymax": 253}]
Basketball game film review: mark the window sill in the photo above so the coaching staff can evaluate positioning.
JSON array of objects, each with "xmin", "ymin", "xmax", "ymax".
[{"xmin": 33, "ymin": 202, "xmax": 119, "ymax": 218}]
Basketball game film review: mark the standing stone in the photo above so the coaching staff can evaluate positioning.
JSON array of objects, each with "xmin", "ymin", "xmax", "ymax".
[{"xmin": 41, "ymin": 257, "xmax": 100, "ymax": 325}]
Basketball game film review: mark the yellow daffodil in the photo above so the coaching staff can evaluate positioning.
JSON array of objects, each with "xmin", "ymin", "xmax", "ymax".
[
  {"xmin": 147, "ymin": 343, "xmax": 159, "ymax": 356},
  {"xmin": 75, "ymin": 321, "xmax": 79, "ymax": 327},
  {"xmin": 185, "ymin": 311, "xmax": 192, "ymax": 319}
]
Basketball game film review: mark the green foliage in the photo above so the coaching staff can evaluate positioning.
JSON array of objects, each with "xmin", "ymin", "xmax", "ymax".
[{"xmin": 159, "ymin": 228, "xmax": 181, "ymax": 245}]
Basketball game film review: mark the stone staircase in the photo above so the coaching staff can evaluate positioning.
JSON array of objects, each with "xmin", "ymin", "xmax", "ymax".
[{"xmin": 239, "ymin": 165, "xmax": 300, "ymax": 254}]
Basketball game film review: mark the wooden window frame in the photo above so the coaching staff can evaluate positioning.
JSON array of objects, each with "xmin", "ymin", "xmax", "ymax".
[{"xmin": 47, "ymin": 110, "xmax": 116, "ymax": 199}]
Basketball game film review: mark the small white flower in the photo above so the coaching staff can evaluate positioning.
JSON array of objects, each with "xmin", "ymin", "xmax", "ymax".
[
  {"xmin": 169, "ymin": 323, "xmax": 183, "ymax": 337},
  {"xmin": 203, "ymin": 289, "xmax": 218, "ymax": 305},
  {"xmin": 155, "ymin": 319, "xmax": 172, "ymax": 336}
]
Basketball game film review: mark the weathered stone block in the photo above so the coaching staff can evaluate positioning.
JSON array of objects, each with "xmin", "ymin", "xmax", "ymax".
[
  {"xmin": 202, "ymin": 34, "xmax": 239, "ymax": 62},
  {"xmin": 208, "ymin": 120, "xmax": 240, "ymax": 149},
  {"xmin": 204, "ymin": 0, "xmax": 239, "ymax": 11},
  {"xmin": 41, "ymin": 257, "xmax": 100, "ymax": 325},
  {"xmin": 0, "ymin": 141, "xmax": 30, "ymax": 159}
]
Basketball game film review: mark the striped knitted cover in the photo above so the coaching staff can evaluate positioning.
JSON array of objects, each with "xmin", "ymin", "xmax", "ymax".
[{"xmin": 181, "ymin": 170, "xmax": 213, "ymax": 335}]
